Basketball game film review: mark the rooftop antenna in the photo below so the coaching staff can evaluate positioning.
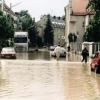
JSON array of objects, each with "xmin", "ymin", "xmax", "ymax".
[{"xmin": 10, "ymin": 1, "xmax": 23, "ymax": 9}]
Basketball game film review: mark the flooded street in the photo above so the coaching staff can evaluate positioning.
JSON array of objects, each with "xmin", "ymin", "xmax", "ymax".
[
  {"xmin": 0, "ymin": 59, "xmax": 100, "ymax": 100},
  {"xmin": 0, "ymin": 50, "xmax": 100, "ymax": 100},
  {"xmin": 16, "ymin": 49, "xmax": 81, "ymax": 62},
  {"xmin": 16, "ymin": 50, "xmax": 50, "ymax": 60}
]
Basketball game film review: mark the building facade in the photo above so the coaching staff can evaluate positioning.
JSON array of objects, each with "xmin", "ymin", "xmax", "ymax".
[
  {"xmin": 65, "ymin": 0, "xmax": 92, "ymax": 45},
  {"xmin": 36, "ymin": 15, "xmax": 65, "ymax": 46},
  {"xmin": 0, "ymin": 1, "xmax": 18, "ymax": 30}
]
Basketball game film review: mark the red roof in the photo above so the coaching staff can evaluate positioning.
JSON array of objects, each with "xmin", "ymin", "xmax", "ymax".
[{"xmin": 71, "ymin": 0, "xmax": 89, "ymax": 15}]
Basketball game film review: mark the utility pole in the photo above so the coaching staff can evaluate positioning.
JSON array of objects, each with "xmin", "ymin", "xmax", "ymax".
[
  {"xmin": 9, "ymin": 1, "xmax": 22, "ymax": 30},
  {"xmin": 0, "ymin": 0, "xmax": 4, "ymax": 11},
  {"xmin": 8, "ymin": 1, "xmax": 22, "ymax": 46},
  {"xmin": 10, "ymin": 1, "xmax": 22, "ymax": 10}
]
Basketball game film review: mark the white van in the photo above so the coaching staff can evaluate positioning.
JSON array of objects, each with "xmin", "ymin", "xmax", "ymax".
[{"xmin": 14, "ymin": 32, "xmax": 29, "ymax": 52}]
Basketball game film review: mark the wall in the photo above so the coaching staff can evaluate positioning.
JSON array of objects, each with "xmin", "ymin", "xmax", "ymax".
[{"xmin": 70, "ymin": 15, "xmax": 85, "ymax": 43}]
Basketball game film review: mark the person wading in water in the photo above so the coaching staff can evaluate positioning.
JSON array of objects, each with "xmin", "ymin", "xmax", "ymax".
[{"xmin": 81, "ymin": 47, "xmax": 89, "ymax": 63}]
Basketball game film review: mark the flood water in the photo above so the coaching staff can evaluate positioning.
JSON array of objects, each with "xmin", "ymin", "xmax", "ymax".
[
  {"xmin": 16, "ymin": 49, "xmax": 81, "ymax": 62},
  {"xmin": 0, "ymin": 60, "xmax": 100, "ymax": 100},
  {"xmin": 16, "ymin": 50, "xmax": 50, "ymax": 60},
  {"xmin": 0, "ymin": 49, "xmax": 100, "ymax": 100}
]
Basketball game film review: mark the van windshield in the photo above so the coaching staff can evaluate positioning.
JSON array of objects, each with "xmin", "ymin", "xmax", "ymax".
[{"xmin": 14, "ymin": 37, "xmax": 27, "ymax": 43}]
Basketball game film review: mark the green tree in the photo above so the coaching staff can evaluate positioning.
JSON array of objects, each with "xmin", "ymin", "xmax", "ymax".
[
  {"xmin": 84, "ymin": 0, "xmax": 100, "ymax": 42},
  {"xmin": 37, "ymin": 36, "xmax": 43, "ymax": 47},
  {"xmin": 28, "ymin": 21, "xmax": 39, "ymax": 47},
  {"xmin": 19, "ymin": 10, "xmax": 33, "ymax": 31},
  {"xmin": 44, "ymin": 15, "xmax": 54, "ymax": 46},
  {"xmin": 0, "ymin": 11, "xmax": 14, "ymax": 47}
]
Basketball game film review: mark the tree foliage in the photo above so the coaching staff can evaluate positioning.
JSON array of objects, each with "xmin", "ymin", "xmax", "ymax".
[
  {"xmin": 0, "ymin": 11, "xmax": 14, "ymax": 47},
  {"xmin": 87, "ymin": 0, "xmax": 100, "ymax": 12},
  {"xmin": 28, "ymin": 21, "xmax": 43, "ymax": 47},
  {"xmin": 19, "ymin": 10, "xmax": 33, "ymax": 31},
  {"xmin": 84, "ymin": 0, "xmax": 100, "ymax": 42},
  {"xmin": 37, "ymin": 36, "xmax": 43, "ymax": 47},
  {"xmin": 28, "ymin": 20, "xmax": 40, "ymax": 47},
  {"xmin": 44, "ymin": 15, "xmax": 54, "ymax": 46}
]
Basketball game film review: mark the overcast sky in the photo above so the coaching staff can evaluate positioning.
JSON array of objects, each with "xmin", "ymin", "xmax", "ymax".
[{"xmin": 5, "ymin": 0, "xmax": 69, "ymax": 21}]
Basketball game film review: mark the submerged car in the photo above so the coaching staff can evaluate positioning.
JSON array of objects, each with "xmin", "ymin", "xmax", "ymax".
[
  {"xmin": 50, "ymin": 47, "xmax": 66, "ymax": 57},
  {"xmin": 49, "ymin": 45, "xmax": 57, "ymax": 51},
  {"xmin": 0, "ymin": 47, "xmax": 16, "ymax": 59}
]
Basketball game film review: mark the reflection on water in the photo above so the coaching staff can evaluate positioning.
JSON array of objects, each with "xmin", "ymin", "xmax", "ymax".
[
  {"xmin": 16, "ymin": 50, "xmax": 50, "ymax": 60},
  {"xmin": 16, "ymin": 50, "xmax": 82, "ymax": 62},
  {"xmin": 0, "ymin": 60, "xmax": 100, "ymax": 100},
  {"xmin": 66, "ymin": 53, "xmax": 82, "ymax": 62},
  {"xmin": 16, "ymin": 50, "xmax": 67, "ymax": 61}
]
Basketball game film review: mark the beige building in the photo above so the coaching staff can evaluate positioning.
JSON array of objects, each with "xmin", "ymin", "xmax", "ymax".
[
  {"xmin": 65, "ymin": 0, "xmax": 92, "ymax": 44},
  {"xmin": 36, "ymin": 15, "xmax": 65, "ymax": 45}
]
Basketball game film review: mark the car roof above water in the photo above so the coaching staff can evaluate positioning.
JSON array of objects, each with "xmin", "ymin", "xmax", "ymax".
[{"xmin": 2, "ymin": 47, "xmax": 15, "ymax": 51}]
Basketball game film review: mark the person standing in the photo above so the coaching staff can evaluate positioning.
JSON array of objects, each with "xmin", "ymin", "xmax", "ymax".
[{"xmin": 81, "ymin": 47, "xmax": 89, "ymax": 63}]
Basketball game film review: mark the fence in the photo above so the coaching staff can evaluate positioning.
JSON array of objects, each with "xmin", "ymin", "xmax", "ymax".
[{"xmin": 66, "ymin": 42, "xmax": 100, "ymax": 55}]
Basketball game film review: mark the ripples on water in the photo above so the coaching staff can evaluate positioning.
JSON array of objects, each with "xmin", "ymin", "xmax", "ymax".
[
  {"xmin": 16, "ymin": 50, "xmax": 81, "ymax": 62},
  {"xmin": 16, "ymin": 50, "xmax": 50, "ymax": 60},
  {"xmin": 0, "ymin": 60, "xmax": 100, "ymax": 100},
  {"xmin": 0, "ymin": 49, "xmax": 99, "ymax": 100}
]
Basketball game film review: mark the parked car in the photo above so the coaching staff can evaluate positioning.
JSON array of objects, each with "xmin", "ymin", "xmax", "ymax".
[
  {"xmin": 49, "ymin": 45, "xmax": 57, "ymax": 51},
  {"xmin": 50, "ymin": 46, "xmax": 66, "ymax": 57},
  {"xmin": 90, "ymin": 52, "xmax": 100, "ymax": 71},
  {"xmin": 0, "ymin": 47, "xmax": 16, "ymax": 59}
]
